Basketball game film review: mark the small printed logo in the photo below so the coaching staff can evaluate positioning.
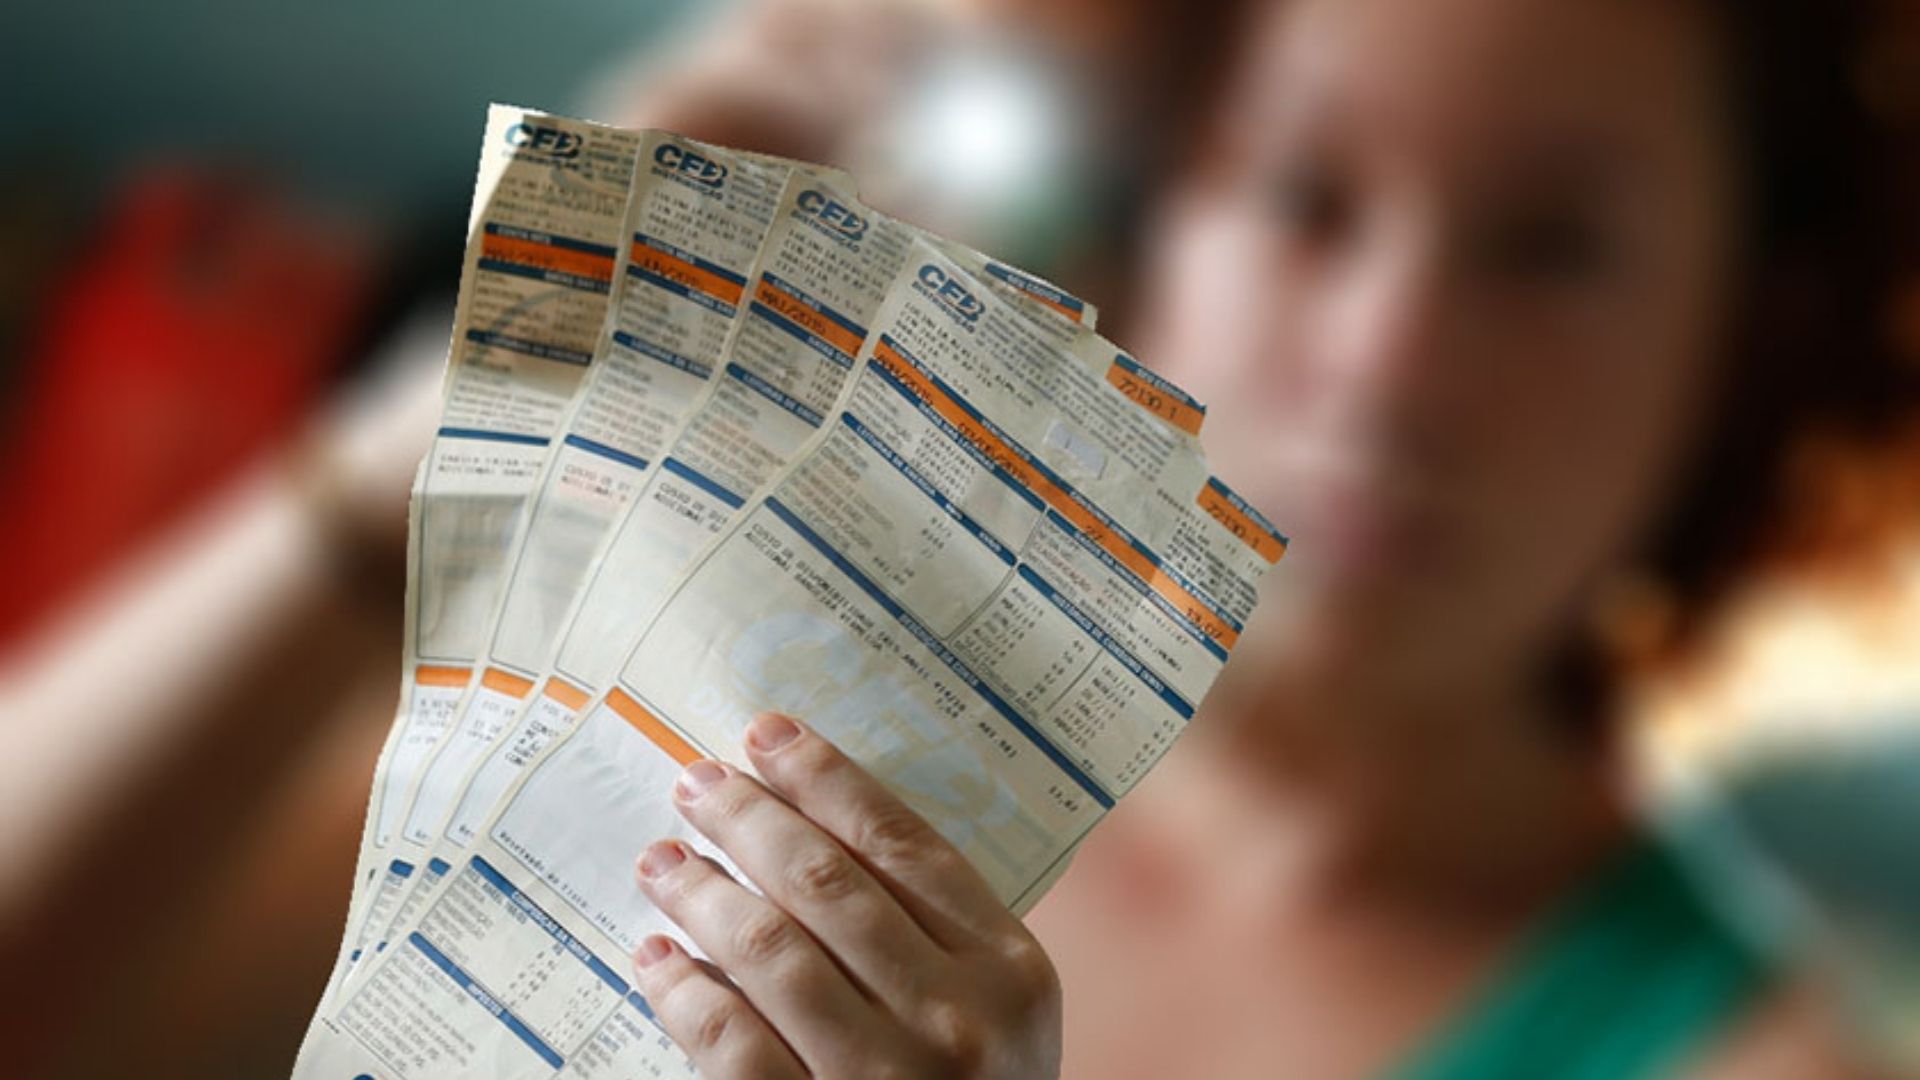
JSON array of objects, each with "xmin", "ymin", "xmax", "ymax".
[
  {"xmin": 916, "ymin": 264, "xmax": 983, "ymax": 323},
  {"xmin": 652, "ymin": 143, "xmax": 728, "ymax": 188},
  {"xmin": 795, "ymin": 189, "xmax": 867, "ymax": 243},
  {"xmin": 505, "ymin": 122, "xmax": 581, "ymax": 159}
]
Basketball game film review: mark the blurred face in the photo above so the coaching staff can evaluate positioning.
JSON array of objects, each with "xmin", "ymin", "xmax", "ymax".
[{"xmin": 1144, "ymin": 0, "xmax": 1741, "ymax": 705}]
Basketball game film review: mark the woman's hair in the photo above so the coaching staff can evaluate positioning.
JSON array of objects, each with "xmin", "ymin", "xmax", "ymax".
[{"xmin": 1556, "ymin": 0, "xmax": 1920, "ymax": 730}]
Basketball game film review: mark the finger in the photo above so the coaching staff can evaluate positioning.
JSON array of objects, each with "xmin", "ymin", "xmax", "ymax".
[
  {"xmin": 636, "ymin": 839, "xmax": 898, "ymax": 1074},
  {"xmin": 742, "ymin": 712, "xmax": 1015, "ymax": 947},
  {"xmin": 631, "ymin": 934, "xmax": 806, "ymax": 1080},
  {"xmin": 670, "ymin": 757, "xmax": 947, "ymax": 997}
]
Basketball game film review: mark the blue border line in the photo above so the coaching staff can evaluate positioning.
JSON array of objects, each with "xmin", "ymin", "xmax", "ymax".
[
  {"xmin": 625, "ymin": 264, "xmax": 736, "ymax": 317},
  {"xmin": 408, "ymin": 932, "xmax": 565, "ymax": 1070},
  {"xmin": 484, "ymin": 222, "xmax": 617, "ymax": 259},
  {"xmin": 465, "ymin": 327, "xmax": 593, "ymax": 366},
  {"xmin": 1204, "ymin": 476, "xmax": 1289, "ymax": 546},
  {"xmin": 748, "ymin": 300, "xmax": 855, "ymax": 369},
  {"xmin": 878, "ymin": 335, "xmax": 1241, "ymax": 641},
  {"xmin": 469, "ymin": 857, "xmax": 631, "ymax": 996},
  {"xmin": 726, "ymin": 362, "xmax": 824, "ymax": 427},
  {"xmin": 1017, "ymin": 565, "xmax": 1195, "ymax": 719},
  {"xmin": 1112, "ymin": 352, "xmax": 1205, "ymax": 414},
  {"xmin": 864, "ymin": 357, "xmax": 1044, "ymax": 513},
  {"xmin": 1044, "ymin": 510, "xmax": 1229, "ymax": 665},
  {"xmin": 838, "ymin": 413, "xmax": 1015, "ymax": 566},
  {"xmin": 983, "ymin": 261, "xmax": 1086, "ymax": 315},
  {"xmin": 631, "ymin": 231, "xmax": 747, "ymax": 286},
  {"xmin": 477, "ymin": 258, "xmax": 611, "ymax": 295},
  {"xmin": 564, "ymin": 434, "xmax": 650, "ymax": 473},
  {"xmin": 759, "ymin": 272, "xmax": 866, "ymax": 338},
  {"xmin": 764, "ymin": 497, "xmax": 1113, "ymax": 808},
  {"xmin": 611, "ymin": 331, "xmax": 714, "ymax": 381},
  {"xmin": 660, "ymin": 457, "xmax": 744, "ymax": 509},
  {"xmin": 437, "ymin": 426, "xmax": 550, "ymax": 447}
]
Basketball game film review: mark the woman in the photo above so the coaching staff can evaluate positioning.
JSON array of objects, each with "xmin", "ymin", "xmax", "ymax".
[{"xmin": 614, "ymin": 0, "xmax": 1915, "ymax": 1076}]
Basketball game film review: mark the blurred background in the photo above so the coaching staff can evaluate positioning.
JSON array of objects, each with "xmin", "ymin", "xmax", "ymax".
[{"xmin": 0, "ymin": 1, "xmax": 1917, "ymax": 1076}]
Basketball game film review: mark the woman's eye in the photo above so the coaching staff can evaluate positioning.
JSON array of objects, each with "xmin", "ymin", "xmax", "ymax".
[
  {"xmin": 1269, "ymin": 166, "xmax": 1352, "ymax": 245},
  {"xmin": 1478, "ymin": 214, "xmax": 1616, "ymax": 283}
]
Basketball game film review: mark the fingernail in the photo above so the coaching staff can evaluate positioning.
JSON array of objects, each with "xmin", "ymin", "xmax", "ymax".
[
  {"xmin": 635, "ymin": 935, "xmax": 672, "ymax": 968},
  {"xmin": 747, "ymin": 713, "xmax": 801, "ymax": 752},
  {"xmin": 675, "ymin": 760, "xmax": 728, "ymax": 802},
  {"xmin": 639, "ymin": 840, "xmax": 687, "ymax": 880}
]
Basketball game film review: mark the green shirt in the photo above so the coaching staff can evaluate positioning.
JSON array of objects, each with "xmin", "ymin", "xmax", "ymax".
[{"xmin": 1390, "ymin": 836, "xmax": 1772, "ymax": 1080}]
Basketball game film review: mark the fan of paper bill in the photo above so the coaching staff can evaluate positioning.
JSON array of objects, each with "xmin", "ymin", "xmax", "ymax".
[{"xmin": 294, "ymin": 104, "xmax": 1288, "ymax": 1079}]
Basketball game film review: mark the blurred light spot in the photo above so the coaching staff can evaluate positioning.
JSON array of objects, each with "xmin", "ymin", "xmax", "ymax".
[{"xmin": 880, "ymin": 46, "xmax": 1075, "ymax": 233}]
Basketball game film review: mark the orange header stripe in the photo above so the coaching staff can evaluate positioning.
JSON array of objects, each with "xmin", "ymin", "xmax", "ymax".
[
  {"xmin": 629, "ymin": 242, "xmax": 745, "ymax": 307},
  {"xmin": 754, "ymin": 278, "xmax": 866, "ymax": 358},
  {"xmin": 607, "ymin": 689, "xmax": 702, "ymax": 766},
  {"xmin": 1196, "ymin": 485, "xmax": 1288, "ymax": 565},
  {"xmin": 481, "ymin": 234, "xmax": 614, "ymax": 282},
  {"xmin": 872, "ymin": 339, "xmax": 1240, "ymax": 651},
  {"xmin": 1017, "ymin": 288, "xmax": 1084, "ymax": 324},
  {"xmin": 542, "ymin": 677, "xmax": 591, "ymax": 711},
  {"xmin": 481, "ymin": 667, "xmax": 537, "ymax": 699},
  {"xmin": 415, "ymin": 665, "xmax": 472, "ymax": 688},
  {"xmin": 1105, "ymin": 361, "xmax": 1205, "ymax": 436}
]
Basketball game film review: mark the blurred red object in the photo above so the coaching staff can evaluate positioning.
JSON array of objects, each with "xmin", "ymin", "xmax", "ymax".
[{"xmin": 0, "ymin": 168, "xmax": 374, "ymax": 651}]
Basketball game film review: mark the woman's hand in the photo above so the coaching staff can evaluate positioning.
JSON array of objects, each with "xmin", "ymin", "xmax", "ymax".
[{"xmin": 630, "ymin": 712, "xmax": 1063, "ymax": 1079}]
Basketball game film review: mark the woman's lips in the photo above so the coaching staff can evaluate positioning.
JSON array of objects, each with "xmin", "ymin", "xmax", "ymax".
[{"xmin": 1291, "ymin": 476, "xmax": 1449, "ymax": 584}]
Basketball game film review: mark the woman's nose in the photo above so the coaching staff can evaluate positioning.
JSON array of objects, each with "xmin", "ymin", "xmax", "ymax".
[{"xmin": 1310, "ymin": 221, "xmax": 1463, "ymax": 446}]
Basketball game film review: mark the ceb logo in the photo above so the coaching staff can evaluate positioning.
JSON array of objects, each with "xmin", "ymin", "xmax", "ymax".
[
  {"xmin": 796, "ymin": 189, "xmax": 867, "ymax": 242},
  {"xmin": 917, "ymin": 264, "xmax": 983, "ymax": 323},
  {"xmin": 506, "ymin": 123, "xmax": 581, "ymax": 159},
  {"xmin": 653, "ymin": 143, "xmax": 728, "ymax": 187}
]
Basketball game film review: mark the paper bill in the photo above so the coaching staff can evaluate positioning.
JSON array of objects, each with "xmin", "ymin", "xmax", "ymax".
[
  {"xmin": 337, "ymin": 137, "xmax": 806, "ymax": 991},
  {"xmin": 334, "ymin": 171, "xmax": 1111, "ymax": 1001},
  {"xmin": 298, "ymin": 95, "xmax": 1284, "ymax": 1077},
  {"xmin": 297, "ymin": 235, "xmax": 1282, "ymax": 1078},
  {"xmin": 319, "ymin": 105, "xmax": 644, "ymax": 1012}
]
